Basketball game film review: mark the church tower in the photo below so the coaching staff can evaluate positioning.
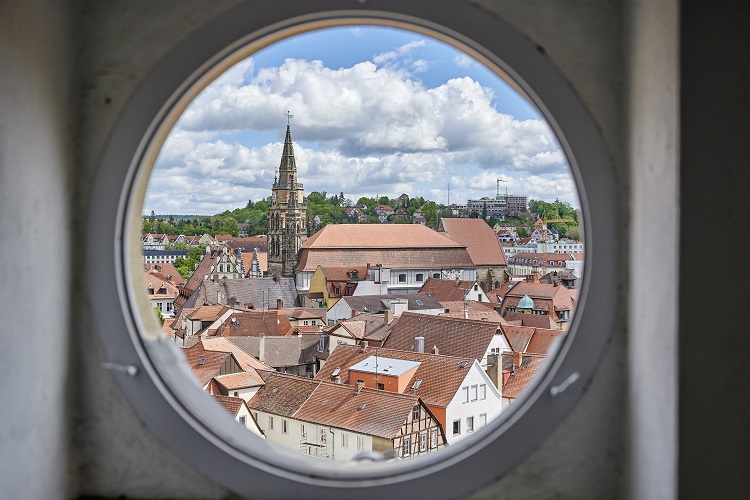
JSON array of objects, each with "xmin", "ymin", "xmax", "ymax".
[{"xmin": 267, "ymin": 114, "xmax": 308, "ymax": 278}]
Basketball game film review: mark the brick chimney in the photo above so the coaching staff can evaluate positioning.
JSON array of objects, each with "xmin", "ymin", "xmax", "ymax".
[
  {"xmin": 276, "ymin": 298, "xmax": 283, "ymax": 309},
  {"xmin": 431, "ymin": 345, "xmax": 439, "ymax": 355}
]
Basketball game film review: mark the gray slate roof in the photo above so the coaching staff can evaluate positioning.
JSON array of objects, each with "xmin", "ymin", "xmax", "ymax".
[
  {"xmin": 184, "ymin": 277, "xmax": 300, "ymax": 310},
  {"xmin": 339, "ymin": 293, "xmax": 444, "ymax": 313},
  {"xmin": 228, "ymin": 334, "xmax": 322, "ymax": 368}
]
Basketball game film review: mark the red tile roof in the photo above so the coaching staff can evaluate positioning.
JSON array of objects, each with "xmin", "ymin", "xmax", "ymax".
[
  {"xmin": 383, "ymin": 312, "xmax": 501, "ymax": 361},
  {"xmin": 296, "ymin": 225, "xmax": 474, "ymax": 272},
  {"xmin": 214, "ymin": 371, "xmax": 265, "ymax": 390},
  {"xmin": 317, "ymin": 345, "xmax": 475, "ymax": 408},
  {"xmin": 212, "ymin": 394, "xmax": 247, "ymax": 418},
  {"xmin": 293, "ymin": 381, "xmax": 420, "ymax": 439},
  {"xmin": 502, "ymin": 354, "xmax": 548, "ymax": 399},
  {"xmin": 214, "ymin": 310, "xmax": 292, "ymax": 337},
  {"xmin": 186, "ymin": 304, "xmax": 229, "ymax": 322},
  {"xmin": 419, "ymin": 277, "xmax": 477, "ymax": 302},
  {"xmin": 438, "ymin": 218, "xmax": 508, "ymax": 266},
  {"xmin": 181, "ymin": 341, "xmax": 237, "ymax": 387}
]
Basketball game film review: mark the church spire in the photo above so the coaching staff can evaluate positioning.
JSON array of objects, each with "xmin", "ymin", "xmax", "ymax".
[{"xmin": 279, "ymin": 111, "xmax": 296, "ymax": 172}]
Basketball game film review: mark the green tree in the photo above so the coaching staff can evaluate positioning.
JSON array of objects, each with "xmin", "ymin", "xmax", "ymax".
[
  {"xmin": 219, "ymin": 216, "xmax": 240, "ymax": 237},
  {"xmin": 154, "ymin": 306, "xmax": 163, "ymax": 324},
  {"xmin": 422, "ymin": 201, "xmax": 438, "ymax": 228}
]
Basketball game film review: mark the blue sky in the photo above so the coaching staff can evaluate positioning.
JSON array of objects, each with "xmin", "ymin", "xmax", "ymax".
[{"xmin": 145, "ymin": 25, "xmax": 578, "ymax": 215}]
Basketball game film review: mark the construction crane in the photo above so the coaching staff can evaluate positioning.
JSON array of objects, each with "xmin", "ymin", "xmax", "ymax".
[{"xmin": 537, "ymin": 211, "xmax": 575, "ymax": 275}]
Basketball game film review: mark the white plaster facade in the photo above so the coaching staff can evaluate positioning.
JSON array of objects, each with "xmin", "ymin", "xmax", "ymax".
[{"xmin": 444, "ymin": 360, "xmax": 503, "ymax": 445}]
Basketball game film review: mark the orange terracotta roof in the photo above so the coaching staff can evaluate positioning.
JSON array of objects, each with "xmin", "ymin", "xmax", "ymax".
[
  {"xmin": 214, "ymin": 310, "xmax": 291, "ymax": 337},
  {"xmin": 503, "ymin": 354, "xmax": 548, "ymax": 399},
  {"xmin": 181, "ymin": 341, "xmax": 235, "ymax": 387},
  {"xmin": 214, "ymin": 371, "xmax": 265, "ymax": 390},
  {"xmin": 300, "ymin": 224, "xmax": 467, "ymax": 249},
  {"xmin": 297, "ymin": 248, "xmax": 475, "ymax": 273},
  {"xmin": 186, "ymin": 304, "xmax": 229, "ymax": 322},
  {"xmin": 419, "ymin": 277, "xmax": 476, "ymax": 302},
  {"xmin": 438, "ymin": 218, "xmax": 508, "ymax": 266},
  {"xmin": 502, "ymin": 312, "xmax": 562, "ymax": 329},
  {"xmin": 212, "ymin": 394, "xmax": 247, "ymax": 417},
  {"xmin": 525, "ymin": 328, "xmax": 565, "ymax": 355},
  {"xmin": 247, "ymin": 373, "xmax": 320, "ymax": 417},
  {"xmin": 438, "ymin": 301, "xmax": 506, "ymax": 323},
  {"xmin": 383, "ymin": 312, "xmax": 501, "ymax": 361},
  {"xmin": 293, "ymin": 380, "xmax": 420, "ymax": 439},
  {"xmin": 317, "ymin": 345, "xmax": 475, "ymax": 408},
  {"xmin": 321, "ymin": 266, "xmax": 370, "ymax": 282},
  {"xmin": 201, "ymin": 337, "xmax": 274, "ymax": 371}
]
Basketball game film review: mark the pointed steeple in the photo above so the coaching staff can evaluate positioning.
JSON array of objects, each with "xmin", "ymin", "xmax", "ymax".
[{"xmin": 279, "ymin": 125, "xmax": 297, "ymax": 172}]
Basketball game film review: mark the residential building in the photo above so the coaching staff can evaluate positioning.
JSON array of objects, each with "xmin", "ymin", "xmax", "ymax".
[
  {"xmin": 326, "ymin": 293, "xmax": 445, "ymax": 325},
  {"xmin": 247, "ymin": 372, "xmax": 445, "ymax": 461},
  {"xmin": 227, "ymin": 334, "xmax": 323, "ymax": 377},
  {"xmin": 317, "ymin": 345, "xmax": 503, "ymax": 444},
  {"xmin": 438, "ymin": 217, "xmax": 509, "ymax": 290},
  {"xmin": 324, "ymin": 313, "xmax": 397, "ymax": 358},
  {"xmin": 499, "ymin": 281, "xmax": 578, "ymax": 330},
  {"xmin": 178, "ymin": 276, "xmax": 300, "ymax": 312},
  {"xmin": 506, "ymin": 252, "xmax": 576, "ymax": 277},
  {"xmin": 267, "ymin": 122, "xmax": 308, "ymax": 278},
  {"xmin": 419, "ymin": 277, "xmax": 490, "ymax": 303},
  {"xmin": 210, "ymin": 395, "xmax": 265, "ymax": 438},
  {"xmin": 144, "ymin": 268, "xmax": 180, "ymax": 318},
  {"xmin": 304, "ymin": 265, "xmax": 370, "ymax": 308},
  {"xmin": 294, "ymin": 224, "xmax": 476, "ymax": 292},
  {"xmin": 382, "ymin": 312, "xmax": 511, "ymax": 368},
  {"xmin": 143, "ymin": 248, "xmax": 188, "ymax": 264}
]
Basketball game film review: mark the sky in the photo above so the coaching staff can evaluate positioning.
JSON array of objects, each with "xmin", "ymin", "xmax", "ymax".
[{"xmin": 144, "ymin": 26, "xmax": 580, "ymax": 215}]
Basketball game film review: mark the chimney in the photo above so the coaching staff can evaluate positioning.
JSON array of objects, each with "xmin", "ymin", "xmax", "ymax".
[
  {"xmin": 259, "ymin": 333, "xmax": 266, "ymax": 363},
  {"xmin": 432, "ymin": 345, "xmax": 439, "ymax": 355},
  {"xmin": 512, "ymin": 351, "xmax": 522, "ymax": 370},
  {"xmin": 384, "ymin": 309, "xmax": 393, "ymax": 324},
  {"xmin": 217, "ymin": 291, "xmax": 222, "ymax": 304},
  {"xmin": 486, "ymin": 353, "xmax": 502, "ymax": 390},
  {"xmin": 355, "ymin": 381, "xmax": 364, "ymax": 394},
  {"xmin": 415, "ymin": 336, "xmax": 425, "ymax": 353},
  {"xmin": 276, "ymin": 298, "xmax": 283, "ymax": 309},
  {"xmin": 333, "ymin": 375, "xmax": 342, "ymax": 384},
  {"xmin": 455, "ymin": 276, "xmax": 461, "ymax": 286},
  {"xmin": 360, "ymin": 340, "xmax": 368, "ymax": 352}
]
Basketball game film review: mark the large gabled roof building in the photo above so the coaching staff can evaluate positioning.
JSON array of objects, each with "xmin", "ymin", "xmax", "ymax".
[{"xmin": 294, "ymin": 224, "xmax": 476, "ymax": 293}]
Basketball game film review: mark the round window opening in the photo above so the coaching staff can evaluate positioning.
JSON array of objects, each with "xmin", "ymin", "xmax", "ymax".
[{"xmin": 87, "ymin": 3, "xmax": 618, "ymax": 499}]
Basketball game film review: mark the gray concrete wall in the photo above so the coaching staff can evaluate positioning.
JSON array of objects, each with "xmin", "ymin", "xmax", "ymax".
[
  {"xmin": 0, "ymin": 0, "xmax": 712, "ymax": 498},
  {"xmin": 0, "ymin": 1, "xmax": 74, "ymax": 498}
]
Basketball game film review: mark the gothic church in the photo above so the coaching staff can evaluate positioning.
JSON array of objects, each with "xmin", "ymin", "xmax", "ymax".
[{"xmin": 267, "ymin": 119, "xmax": 308, "ymax": 277}]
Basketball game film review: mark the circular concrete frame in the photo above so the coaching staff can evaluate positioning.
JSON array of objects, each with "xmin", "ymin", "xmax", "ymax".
[{"xmin": 86, "ymin": 1, "xmax": 619, "ymax": 498}]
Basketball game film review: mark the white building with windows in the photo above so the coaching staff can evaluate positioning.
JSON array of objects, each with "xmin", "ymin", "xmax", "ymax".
[
  {"xmin": 247, "ymin": 373, "xmax": 445, "ymax": 461},
  {"xmin": 318, "ymin": 345, "xmax": 503, "ymax": 445}
]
